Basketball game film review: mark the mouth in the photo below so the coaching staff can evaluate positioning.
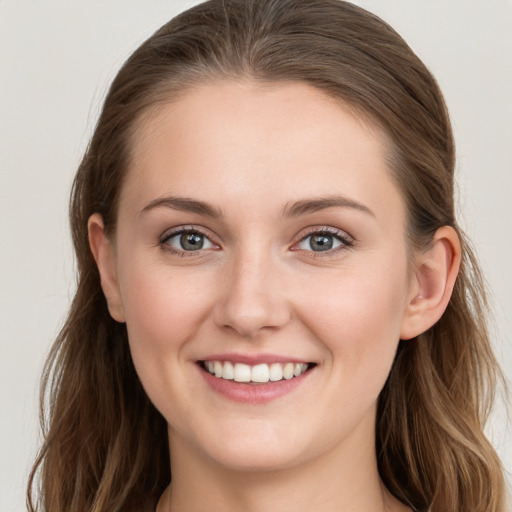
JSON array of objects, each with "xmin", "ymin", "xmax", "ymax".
[{"xmin": 199, "ymin": 360, "xmax": 316, "ymax": 384}]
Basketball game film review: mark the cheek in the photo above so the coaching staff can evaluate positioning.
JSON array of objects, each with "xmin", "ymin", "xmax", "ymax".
[
  {"xmin": 118, "ymin": 256, "xmax": 217, "ymax": 367},
  {"xmin": 296, "ymin": 260, "xmax": 409, "ymax": 384},
  {"xmin": 117, "ymin": 257, "xmax": 224, "ymax": 426}
]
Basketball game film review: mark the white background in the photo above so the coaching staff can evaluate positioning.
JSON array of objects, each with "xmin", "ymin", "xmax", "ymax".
[{"xmin": 1, "ymin": 1, "xmax": 510, "ymax": 510}]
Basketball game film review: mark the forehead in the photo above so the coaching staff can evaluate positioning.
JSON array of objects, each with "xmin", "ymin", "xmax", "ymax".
[
  {"xmin": 131, "ymin": 79, "xmax": 384, "ymax": 168},
  {"xmin": 121, "ymin": 80, "xmax": 404, "ymax": 226}
]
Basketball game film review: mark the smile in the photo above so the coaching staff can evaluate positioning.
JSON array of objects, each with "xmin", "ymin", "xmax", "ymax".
[
  {"xmin": 198, "ymin": 358, "xmax": 316, "ymax": 403},
  {"xmin": 202, "ymin": 360, "xmax": 311, "ymax": 383}
]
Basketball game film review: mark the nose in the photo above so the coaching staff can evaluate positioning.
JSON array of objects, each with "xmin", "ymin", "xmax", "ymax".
[{"xmin": 213, "ymin": 250, "xmax": 291, "ymax": 339}]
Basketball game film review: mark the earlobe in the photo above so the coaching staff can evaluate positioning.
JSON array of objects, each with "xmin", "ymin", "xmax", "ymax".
[
  {"xmin": 88, "ymin": 213, "xmax": 126, "ymax": 323},
  {"xmin": 400, "ymin": 226, "xmax": 461, "ymax": 340}
]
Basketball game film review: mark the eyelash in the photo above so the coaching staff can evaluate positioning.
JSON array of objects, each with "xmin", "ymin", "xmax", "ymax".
[
  {"xmin": 159, "ymin": 226, "xmax": 219, "ymax": 257},
  {"xmin": 159, "ymin": 225, "xmax": 354, "ymax": 257},
  {"xmin": 294, "ymin": 226, "xmax": 354, "ymax": 258}
]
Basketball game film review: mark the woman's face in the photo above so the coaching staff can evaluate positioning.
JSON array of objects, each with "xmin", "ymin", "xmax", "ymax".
[{"xmin": 104, "ymin": 81, "xmax": 419, "ymax": 472}]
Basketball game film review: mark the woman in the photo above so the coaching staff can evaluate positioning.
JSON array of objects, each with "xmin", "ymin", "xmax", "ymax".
[{"xmin": 27, "ymin": 0, "xmax": 508, "ymax": 511}]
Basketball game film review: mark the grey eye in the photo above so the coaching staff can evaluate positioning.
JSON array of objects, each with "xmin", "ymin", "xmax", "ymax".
[
  {"xmin": 180, "ymin": 233, "xmax": 204, "ymax": 250},
  {"xmin": 298, "ymin": 233, "xmax": 344, "ymax": 252},
  {"xmin": 165, "ymin": 231, "xmax": 215, "ymax": 251}
]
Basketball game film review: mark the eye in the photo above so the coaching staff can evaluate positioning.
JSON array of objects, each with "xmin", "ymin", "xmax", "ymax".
[
  {"xmin": 161, "ymin": 228, "xmax": 216, "ymax": 253},
  {"xmin": 296, "ymin": 229, "xmax": 353, "ymax": 253}
]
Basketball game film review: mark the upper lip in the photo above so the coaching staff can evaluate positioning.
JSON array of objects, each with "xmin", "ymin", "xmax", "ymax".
[{"xmin": 199, "ymin": 352, "xmax": 313, "ymax": 365}]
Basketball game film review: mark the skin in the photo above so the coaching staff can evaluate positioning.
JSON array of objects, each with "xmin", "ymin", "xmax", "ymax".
[{"xmin": 89, "ymin": 80, "xmax": 460, "ymax": 512}]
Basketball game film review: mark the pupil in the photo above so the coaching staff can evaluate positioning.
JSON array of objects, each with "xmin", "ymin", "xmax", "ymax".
[
  {"xmin": 310, "ymin": 234, "xmax": 333, "ymax": 251},
  {"xmin": 180, "ymin": 233, "xmax": 203, "ymax": 251}
]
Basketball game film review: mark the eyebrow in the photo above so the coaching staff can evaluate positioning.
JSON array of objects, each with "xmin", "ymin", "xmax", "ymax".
[
  {"xmin": 282, "ymin": 195, "xmax": 375, "ymax": 218},
  {"xmin": 139, "ymin": 196, "xmax": 223, "ymax": 218},
  {"xmin": 139, "ymin": 194, "xmax": 374, "ymax": 219}
]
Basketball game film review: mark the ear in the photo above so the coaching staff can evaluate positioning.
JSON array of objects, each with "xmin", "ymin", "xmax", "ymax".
[
  {"xmin": 88, "ymin": 213, "xmax": 126, "ymax": 323},
  {"xmin": 400, "ymin": 226, "xmax": 461, "ymax": 340}
]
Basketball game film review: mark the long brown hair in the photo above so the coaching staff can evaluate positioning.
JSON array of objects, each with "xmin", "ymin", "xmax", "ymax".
[{"xmin": 28, "ymin": 1, "xmax": 507, "ymax": 511}]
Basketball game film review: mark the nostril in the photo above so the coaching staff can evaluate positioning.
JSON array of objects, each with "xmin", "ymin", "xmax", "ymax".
[{"xmin": 212, "ymin": 277, "xmax": 292, "ymax": 338}]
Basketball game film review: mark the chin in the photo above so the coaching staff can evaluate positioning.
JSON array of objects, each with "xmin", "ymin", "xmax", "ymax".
[
  {"xmin": 207, "ymin": 443, "xmax": 305, "ymax": 473},
  {"xmin": 183, "ymin": 418, "xmax": 313, "ymax": 473}
]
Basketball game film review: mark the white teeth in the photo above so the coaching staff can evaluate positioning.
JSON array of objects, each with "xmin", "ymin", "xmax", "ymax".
[
  {"xmin": 205, "ymin": 360, "xmax": 310, "ymax": 383},
  {"xmin": 269, "ymin": 363, "xmax": 283, "ymax": 381},
  {"xmin": 214, "ymin": 361, "xmax": 223, "ymax": 378},
  {"xmin": 223, "ymin": 361, "xmax": 234, "ymax": 380},
  {"xmin": 283, "ymin": 362, "xmax": 294, "ymax": 380},
  {"xmin": 234, "ymin": 363, "xmax": 252, "ymax": 382},
  {"xmin": 251, "ymin": 364, "xmax": 270, "ymax": 383}
]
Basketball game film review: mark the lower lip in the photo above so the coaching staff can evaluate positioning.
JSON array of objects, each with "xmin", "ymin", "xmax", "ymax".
[{"xmin": 198, "ymin": 365, "xmax": 313, "ymax": 404}]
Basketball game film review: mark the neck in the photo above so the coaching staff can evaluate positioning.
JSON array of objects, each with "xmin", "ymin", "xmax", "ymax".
[{"xmin": 158, "ymin": 422, "xmax": 407, "ymax": 512}]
